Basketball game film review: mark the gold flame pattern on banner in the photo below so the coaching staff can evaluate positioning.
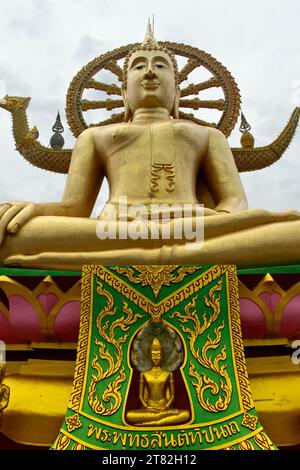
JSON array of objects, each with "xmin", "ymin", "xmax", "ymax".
[
  {"xmin": 171, "ymin": 279, "xmax": 232, "ymax": 412},
  {"xmin": 87, "ymin": 281, "xmax": 142, "ymax": 416}
]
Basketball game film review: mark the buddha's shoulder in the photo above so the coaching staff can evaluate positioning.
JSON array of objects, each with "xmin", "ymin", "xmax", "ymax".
[
  {"xmin": 91, "ymin": 123, "xmax": 123, "ymax": 135},
  {"xmin": 173, "ymin": 119, "xmax": 211, "ymax": 135}
]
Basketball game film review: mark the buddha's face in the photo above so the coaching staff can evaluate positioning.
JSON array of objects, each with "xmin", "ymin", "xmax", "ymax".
[
  {"xmin": 151, "ymin": 348, "xmax": 162, "ymax": 366},
  {"xmin": 124, "ymin": 49, "xmax": 178, "ymax": 115}
]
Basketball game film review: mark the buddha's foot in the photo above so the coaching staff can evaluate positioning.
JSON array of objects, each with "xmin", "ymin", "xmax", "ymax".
[
  {"xmin": 3, "ymin": 248, "xmax": 163, "ymax": 271},
  {"xmin": 135, "ymin": 410, "xmax": 190, "ymax": 426}
]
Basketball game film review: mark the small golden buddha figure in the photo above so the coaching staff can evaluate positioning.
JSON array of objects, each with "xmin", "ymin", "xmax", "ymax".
[
  {"xmin": 0, "ymin": 365, "xmax": 10, "ymax": 427},
  {"xmin": 0, "ymin": 24, "xmax": 300, "ymax": 269},
  {"xmin": 126, "ymin": 337, "xmax": 190, "ymax": 426}
]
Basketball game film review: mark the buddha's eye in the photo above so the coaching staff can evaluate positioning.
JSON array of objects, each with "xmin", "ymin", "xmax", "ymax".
[
  {"xmin": 154, "ymin": 64, "xmax": 165, "ymax": 69},
  {"xmin": 135, "ymin": 64, "xmax": 145, "ymax": 70}
]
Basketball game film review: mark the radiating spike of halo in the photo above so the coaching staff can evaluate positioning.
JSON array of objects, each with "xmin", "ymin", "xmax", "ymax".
[
  {"xmin": 81, "ymin": 99, "xmax": 124, "ymax": 112},
  {"xmin": 178, "ymin": 111, "xmax": 217, "ymax": 127},
  {"xmin": 178, "ymin": 58, "xmax": 199, "ymax": 83},
  {"xmin": 179, "ymin": 98, "xmax": 225, "ymax": 111},
  {"xmin": 85, "ymin": 79, "xmax": 122, "ymax": 96},
  {"xmin": 103, "ymin": 61, "xmax": 124, "ymax": 81},
  {"xmin": 180, "ymin": 77, "xmax": 221, "ymax": 97}
]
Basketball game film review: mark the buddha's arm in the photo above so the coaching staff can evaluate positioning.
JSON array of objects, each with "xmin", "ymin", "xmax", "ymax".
[
  {"xmin": 54, "ymin": 128, "xmax": 103, "ymax": 217},
  {"xmin": 165, "ymin": 374, "xmax": 175, "ymax": 408},
  {"xmin": 31, "ymin": 128, "xmax": 103, "ymax": 217},
  {"xmin": 203, "ymin": 128, "xmax": 248, "ymax": 213},
  {"xmin": 0, "ymin": 128, "xmax": 103, "ymax": 243},
  {"xmin": 139, "ymin": 374, "xmax": 148, "ymax": 408}
]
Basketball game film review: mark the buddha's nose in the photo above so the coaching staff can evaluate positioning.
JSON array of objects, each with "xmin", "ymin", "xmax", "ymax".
[{"xmin": 144, "ymin": 66, "xmax": 156, "ymax": 79}]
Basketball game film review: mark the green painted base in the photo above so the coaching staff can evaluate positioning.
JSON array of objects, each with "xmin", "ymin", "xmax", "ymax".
[{"xmin": 1, "ymin": 264, "xmax": 300, "ymax": 278}]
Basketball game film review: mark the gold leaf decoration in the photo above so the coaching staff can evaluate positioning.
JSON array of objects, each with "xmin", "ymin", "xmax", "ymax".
[
  {"xmin": 65, "ymin": 413, "xmax": 82, "ymax": 433},
  {"xmin": 241, "ymin": 412, "xmax": 258, "ymax": 431}
]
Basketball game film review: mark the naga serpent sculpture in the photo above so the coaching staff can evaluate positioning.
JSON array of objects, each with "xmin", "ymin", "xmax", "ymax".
[{"xmin": 0, "ymin": 41, "xmax": 299, "ymax": 175}]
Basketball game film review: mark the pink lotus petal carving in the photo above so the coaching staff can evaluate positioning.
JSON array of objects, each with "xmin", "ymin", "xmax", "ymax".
[
  {"xmin": 239, "ymin": 298, "xmax": 266, "ymax": 339},
  {"xmin": 0, "ymin": 307, "xmax": 25, "ymax": 343},
  {"xmin": 259, "ymin": 292, "xmax": 282, "ymax": 316},
  {"xmin": 38, "ymin": 293, "xmax": 59, "ymax": 317},
  {"xmin": 53, "ymin": 301, "xmax": 80, "ymax": 342},
  {"xmin": 279, "ymin": 294, "xmax": 300, "ymax": 338},
  {"xmin": 8, "ymin": 294, "xmax": 44, "ymax": 342}
]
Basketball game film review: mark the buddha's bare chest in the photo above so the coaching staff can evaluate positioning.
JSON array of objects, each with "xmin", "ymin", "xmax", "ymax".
[
  {"xmin": 98, "ymin": 122, "xmax": 206, "ymax": 196},
  {"xmin": 143, "ymin": 371, "xmax": 170, "ymax": 393},
  {"xmin": 100, "ymin": 122, "xmax": 206, "ymax": 169}
]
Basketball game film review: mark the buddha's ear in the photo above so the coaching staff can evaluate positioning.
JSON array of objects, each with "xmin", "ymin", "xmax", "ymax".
[
  {"xmin": 121, "ymin": 87, "xmax": 132, "ymax": 122},
  {"xmin": 171, "ymin": 86, "xmax": 181, "ymax": 119}
]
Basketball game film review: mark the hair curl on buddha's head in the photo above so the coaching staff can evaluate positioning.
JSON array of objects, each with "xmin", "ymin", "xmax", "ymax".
[{"xmin": 122, "ymin": 21, "xmax": 179, "ymax": 88}]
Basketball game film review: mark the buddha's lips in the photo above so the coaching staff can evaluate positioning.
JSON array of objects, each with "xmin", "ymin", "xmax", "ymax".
[{"xmin": 141, "ymin": 81, "xmax": 159, "ymax": 90}]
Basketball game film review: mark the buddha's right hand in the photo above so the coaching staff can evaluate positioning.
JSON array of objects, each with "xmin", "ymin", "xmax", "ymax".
[
  {"xmin": 0, "ymin": 201, "xmax": 42, "ymax": 246},
  {"xmin": 203, "ymin": 208, "xmax": 224, "ymax": 216}
]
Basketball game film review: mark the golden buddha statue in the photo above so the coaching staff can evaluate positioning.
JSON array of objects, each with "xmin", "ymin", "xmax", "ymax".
[
  {"xmin": 126, "ymin": 337, "xmax": 190, "ymax": 426},
  {"xmin": 0, "ymin": 24, "xmax": 300, "ymax": 269}
]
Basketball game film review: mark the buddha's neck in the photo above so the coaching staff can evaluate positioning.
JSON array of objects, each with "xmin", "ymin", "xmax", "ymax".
[{"xmin": 132, "ymin": 108, "xmax": 171, "ymax": 123}]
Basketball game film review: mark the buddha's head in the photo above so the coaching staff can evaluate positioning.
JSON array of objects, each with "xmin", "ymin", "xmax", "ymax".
[
  {"xmin": 150, "ymin": 336, "xmax": 163, "ymax": 367},
  {"xmin": 122, "ymin": 21, "xmax": 180, "ymax": 121}
]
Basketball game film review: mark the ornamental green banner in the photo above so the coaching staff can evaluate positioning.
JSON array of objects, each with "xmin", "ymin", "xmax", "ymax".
[{"xmin": 52, "ymin": 264, "xmax": 276, "ymax": 450}]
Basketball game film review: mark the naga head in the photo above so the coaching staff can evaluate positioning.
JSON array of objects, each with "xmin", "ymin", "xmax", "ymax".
[
  {"xmin": 122, "ymin": 20, "xmax": 180, "ymax": 121},
  {"xmin": 0, "ymin": 95, "xmax": 31, "ymax": 111}
]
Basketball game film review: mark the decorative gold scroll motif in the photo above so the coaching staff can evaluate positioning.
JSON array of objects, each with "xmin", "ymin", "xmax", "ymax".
[
  {"xmin": 227, "ymin": 268, "xmax": 255, "ymax": 412},
  {"xmin": 171, "ymin": 279, "xmax": 232, "ymax": 412},
  {"xmin": 112, "ymin": 265, "xmax": 202, "ymax": 298},
  {"xmin": 87, "ymin": 281, "xmax": 142, "ymax": 416}
]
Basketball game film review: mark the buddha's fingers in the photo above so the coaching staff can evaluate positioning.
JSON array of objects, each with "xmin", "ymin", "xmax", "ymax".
[
  {"xmin": 0, "ymin": 205, "xmax": 23, "ymax": 245},
  {"xmin": 0, "ymin": 204, "xmax": 11, "ymax": 218},
  {"xmin": 6, "ymin": 203, "xmax": 37, "ymax": 234}
]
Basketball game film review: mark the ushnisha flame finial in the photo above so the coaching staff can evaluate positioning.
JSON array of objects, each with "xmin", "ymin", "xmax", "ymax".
[
  {"xmin": 150, "ymin": 336, "xmax": 162, "ymax": 351},
  {"xmin": 122, "ymin": 17, "xmax": 179, "ymax": 88},
  {"xmin": 142, "ymin": 17, "xmax": 158, "ymax": 48}
]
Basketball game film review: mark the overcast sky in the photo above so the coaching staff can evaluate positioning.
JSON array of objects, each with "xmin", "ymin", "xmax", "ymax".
[{"xmin": 0, "ymin": 0, "xmax": 299, "ymax": 215}]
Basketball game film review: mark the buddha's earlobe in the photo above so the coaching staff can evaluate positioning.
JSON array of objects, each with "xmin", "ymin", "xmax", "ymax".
[
  {"xmin": 122, "ymin": 87, "xmax": 132, "ymax": 122},
  {"xmin": 171, "ymin": 86, "xmax": 181, "ymax": 119}
]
